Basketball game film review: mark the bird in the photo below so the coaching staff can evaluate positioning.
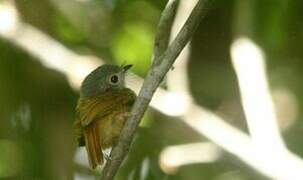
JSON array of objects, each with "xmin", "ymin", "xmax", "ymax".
[{"xmin": 74, "ymin": 64, "xmax": 136, "ymax": 169}]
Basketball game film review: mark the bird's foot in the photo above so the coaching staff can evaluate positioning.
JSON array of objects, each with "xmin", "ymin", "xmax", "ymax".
[{"xmin": 104, "ymin": 153, "xmax": 112, "ymax": 162}]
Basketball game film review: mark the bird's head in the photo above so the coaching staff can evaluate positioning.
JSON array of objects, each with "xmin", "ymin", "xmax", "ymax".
[{"xmin": 80, "ymin": 64, "xmax": 132, "ymax": 98}]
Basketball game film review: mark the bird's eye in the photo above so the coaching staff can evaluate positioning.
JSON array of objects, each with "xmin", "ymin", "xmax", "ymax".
[{"xmin": 109, "ymin": 75, "xmax": 119, "ymax": 84}]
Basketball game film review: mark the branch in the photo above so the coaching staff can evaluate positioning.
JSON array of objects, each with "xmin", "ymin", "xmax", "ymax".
[
  {"xmin": 152, "ymin": 0, "xmax": 179, "ymax": 67},
  {"xmin": 231, "ymin": 38, "xmax": 285, "ymax": 149},
  {"xmin": 101, "ymin": 0, "xmax": 213, "ymax": 179},
  {"xmin": 160, "ymin": 142, "xmax": 221, "ymax": 173},
  {"xmin": 181, "ymin": 104, "xmax": 303, "ymax": 179}
]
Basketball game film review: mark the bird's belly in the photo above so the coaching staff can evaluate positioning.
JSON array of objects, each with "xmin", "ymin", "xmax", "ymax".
[{"xmin": 98, "ymin": 110, "xmax": 128, "ymax": 149}]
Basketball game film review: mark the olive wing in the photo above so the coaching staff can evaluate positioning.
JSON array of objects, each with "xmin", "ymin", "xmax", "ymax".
[{"xmin": 76, "ymin": 88, "xmax": 136, "ymax": 127}]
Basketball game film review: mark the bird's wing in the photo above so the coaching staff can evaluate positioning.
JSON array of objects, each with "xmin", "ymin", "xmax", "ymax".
[
  {"xmin": 76, "ymin": 88, "xmax": 136, "ymax": 127},
  {"xmin": 74, "ymin": 88, "xmax": 135, "ymax": 140},
  {"xmin": 74, "ymin": 88, "xmax": 136, "ymax": 169}
]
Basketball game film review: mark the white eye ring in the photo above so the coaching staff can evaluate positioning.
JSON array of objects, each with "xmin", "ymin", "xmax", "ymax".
[{"xmin": 109, "ymin": 74, "xmax": 119, "ymax": 85}]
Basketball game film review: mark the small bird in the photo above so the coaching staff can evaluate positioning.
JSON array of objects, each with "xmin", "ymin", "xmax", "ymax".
[{"xmin": 74, "ymin": 64, "xmax": 136, "ymax": 169}]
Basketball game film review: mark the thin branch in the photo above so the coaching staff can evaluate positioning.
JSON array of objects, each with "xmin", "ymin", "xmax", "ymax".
[
  {"xmin": 231, "ymin": 38, "xmax": 285, "ymax": 149},
  {"xmin": 166, "ymin": 0, "xmax": 196, "ymax": 94},
  {"xmin": 160, "ymin": 142, "xmax": 221, "ymax": 173},
  {"xmin": 152, "ymin": 0, "xmax": 179, "ymax": 67},
  {"xmin": 101, "ymin": 0, "xmax": 213, "ymax": 179}
]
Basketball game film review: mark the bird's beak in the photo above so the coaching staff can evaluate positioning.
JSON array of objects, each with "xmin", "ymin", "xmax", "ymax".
[{"xmin": 122, "ymin": 64, "xmax": 133, "ymax": 72}]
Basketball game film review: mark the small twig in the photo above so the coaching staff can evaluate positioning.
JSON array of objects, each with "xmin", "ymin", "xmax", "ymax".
[
  {"xmin": 101, "ymin": 0, "xmax": 213, "ymax": 179},
  {"xmin": 152, "ymin": 0, "xmax": 179, "ymax": 67}
]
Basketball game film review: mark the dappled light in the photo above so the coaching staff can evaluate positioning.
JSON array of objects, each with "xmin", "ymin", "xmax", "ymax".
[{"xmin": 1, "ymin": 0, "xmax": 303, "ymax": 179}]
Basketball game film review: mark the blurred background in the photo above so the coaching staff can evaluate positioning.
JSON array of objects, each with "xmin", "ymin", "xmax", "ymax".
[{"xmin": 0, "ymin": 0, "xmax": 303, "ymax": 179}]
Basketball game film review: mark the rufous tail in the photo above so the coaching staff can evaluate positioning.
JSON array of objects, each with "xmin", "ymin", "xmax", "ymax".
[{"xmin": 83, "ymin": 122, "xmax": 103, "ymax": 169}]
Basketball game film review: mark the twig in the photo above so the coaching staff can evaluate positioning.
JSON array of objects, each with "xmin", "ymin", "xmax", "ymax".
[
  {"xmin": 101, "ymin": 0, "xmax": 213, "ymax": 179},
  {"xmin": 152, "ymin": 0, "xmax": 179, "ymax": 67}
]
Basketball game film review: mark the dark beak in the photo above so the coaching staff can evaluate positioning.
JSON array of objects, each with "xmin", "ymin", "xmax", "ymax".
[{"xmin": 122, "ymin": 64, "xmax": 133, "ymax": 72}]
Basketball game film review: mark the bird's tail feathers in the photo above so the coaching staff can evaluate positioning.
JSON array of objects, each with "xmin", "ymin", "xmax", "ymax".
[{"xmin": 84, "ymin": 122, "xmax": 103, "ymax": 169}]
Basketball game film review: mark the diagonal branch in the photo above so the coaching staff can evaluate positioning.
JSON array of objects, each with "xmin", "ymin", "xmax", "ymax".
[
  {"xmin": 100, "ymin": 0, "xmax": 213, "ymax": 179},
  {"xmin": 152, "ymin": 0, "xmax": 179, "ymax": 67}
]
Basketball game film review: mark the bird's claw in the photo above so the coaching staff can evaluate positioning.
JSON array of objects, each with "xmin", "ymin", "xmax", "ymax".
[{"xmin": 104, "ymin": 154, "xmax": 112, "ymax": 162}]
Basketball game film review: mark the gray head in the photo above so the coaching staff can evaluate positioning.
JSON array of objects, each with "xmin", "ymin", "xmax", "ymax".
[{"xmin": 80, "ymin": 64, "xmax": 132, "ymax": 98}]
